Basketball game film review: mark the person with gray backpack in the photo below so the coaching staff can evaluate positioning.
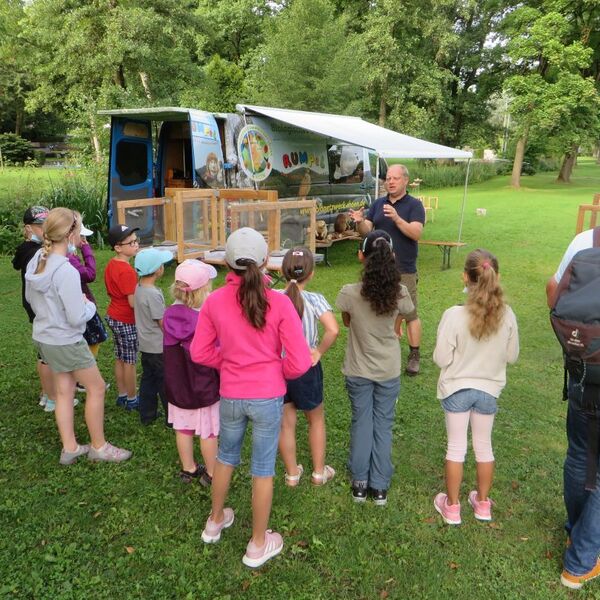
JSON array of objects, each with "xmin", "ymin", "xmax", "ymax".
[{"xmin": 547, "ymin": 226, "xmax": 600, "ymax": 590}]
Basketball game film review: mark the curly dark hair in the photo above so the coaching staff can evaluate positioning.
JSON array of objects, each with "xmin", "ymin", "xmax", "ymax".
[{"xmin": 360, "ymin": 235, "xmax": 401, "ymax": 316}]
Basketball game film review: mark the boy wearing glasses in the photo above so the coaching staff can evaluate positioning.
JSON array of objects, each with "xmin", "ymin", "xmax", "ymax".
[{"xmin": 105, "ymin": 225, "xmax": 141, "ymax": 410}]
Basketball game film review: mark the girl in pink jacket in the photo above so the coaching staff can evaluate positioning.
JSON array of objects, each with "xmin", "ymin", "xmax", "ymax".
[{"xmin": 191, "ymin": 227, "xmax": 311, "ymax": 569}]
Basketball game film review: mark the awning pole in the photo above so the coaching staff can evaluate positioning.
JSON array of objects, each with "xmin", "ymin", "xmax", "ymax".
[
  {"xmin": 375, "ymin": 153, "xmax": 380, "ymax": 200},
  {"xmin": 457, "ymin": 158, "xmax": 471, "ymax": 246}
]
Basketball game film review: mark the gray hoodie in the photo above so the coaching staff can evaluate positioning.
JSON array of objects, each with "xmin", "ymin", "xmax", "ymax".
[{"xmin": 25, "ymin": 250, "xmax": 96, "ymax": 345}]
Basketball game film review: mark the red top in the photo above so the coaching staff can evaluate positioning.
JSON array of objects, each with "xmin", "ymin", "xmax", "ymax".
[{"xmin": 104, "ymin": 258, "xmax": 137, "ymax": 324}]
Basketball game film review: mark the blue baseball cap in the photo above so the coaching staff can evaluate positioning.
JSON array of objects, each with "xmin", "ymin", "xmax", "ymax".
[{"xmin": 134, "ymin": 248, "xmax": 173, "ymax": 276}]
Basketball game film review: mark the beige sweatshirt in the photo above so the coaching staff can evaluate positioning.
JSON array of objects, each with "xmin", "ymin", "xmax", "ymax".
[{"xmin": 433, "ymin": 304, "xmax": 519, "ymax": 399}]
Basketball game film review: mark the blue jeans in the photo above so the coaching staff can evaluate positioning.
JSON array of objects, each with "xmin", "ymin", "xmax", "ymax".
[
  {"xmin": 563, "ymin": 396, "xmax": 600, "ymax": 575},
  {"xmin": 217, "ymin": 397, "xmax": 283, "ymax": 477},
  {"xmin": 346, "ymin": 376, "xmax": 400, "ymax": 490},
  {"xmin": 441, "ymin": 388, "xmax": 497, "ymax": 415}
]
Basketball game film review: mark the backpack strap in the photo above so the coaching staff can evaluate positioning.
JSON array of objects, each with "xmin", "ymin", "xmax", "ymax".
[{"xmin": 593, "ymin": 226, "xmax": 600, "ymax": 248}]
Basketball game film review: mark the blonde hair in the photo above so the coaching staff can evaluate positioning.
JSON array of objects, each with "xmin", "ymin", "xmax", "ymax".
[
  {"xmin": 170, "ymin": 280, "xmax": 211, "ymax": 309},
  {"xmin": 464, "ymin": 249, "xmax": 505, "ymax": 339},
  {"xmin": 35, "ymin": 208, "xmax": 80, "ymax": 274}
]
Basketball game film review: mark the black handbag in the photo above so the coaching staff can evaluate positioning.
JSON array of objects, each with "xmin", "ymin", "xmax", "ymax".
[{"xmin": 83, "ymin": 312, "xmax": 108, "ymax": 345}]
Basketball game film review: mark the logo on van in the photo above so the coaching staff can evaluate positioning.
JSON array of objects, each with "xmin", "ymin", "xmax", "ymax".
[{"xmin": 238, "ymin": 125, "xmax": 272, "ymax": 182}]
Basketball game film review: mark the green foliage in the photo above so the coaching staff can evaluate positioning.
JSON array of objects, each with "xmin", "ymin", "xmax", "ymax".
[
  {"xmin": 0, "ymin": 133, "xmax": 34, "ymax": 165},
  {"xmin": 407, "ymin": 160, "xmax": 505, "ymax": 190}
]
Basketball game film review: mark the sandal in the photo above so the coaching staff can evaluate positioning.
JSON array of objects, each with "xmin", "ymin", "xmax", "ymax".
[
  {"xmin": 311, "ymin": 465, "xmax": 335, "ymax": 486},
  {"xmin": 179, "ymin": 464, "xmax": 206, "ymax": 483},
  {"xmin": 284, "ymin": 464, "xmax": 304, "ymax": 487}
]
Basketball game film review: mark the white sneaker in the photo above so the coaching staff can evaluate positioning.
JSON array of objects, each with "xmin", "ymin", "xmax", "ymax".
[
  {"xmin": 242, "ymin": 530, "xmax": 284, "ymax": 568},
  {"xmin": 39, "ymin": 394, "xmax": 48, "ymax": 408},
  {"xmin": 44, "ymin": 398, "xmax": 79, "ymax": 413}
]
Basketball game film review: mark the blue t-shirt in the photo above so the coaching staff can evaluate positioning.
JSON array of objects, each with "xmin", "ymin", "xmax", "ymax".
[{"xmin": 366, "ymin": 194, "xmax": 425, "ymax": 273}]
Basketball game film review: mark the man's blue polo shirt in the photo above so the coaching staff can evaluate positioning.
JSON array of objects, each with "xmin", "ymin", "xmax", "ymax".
[{"xmin": 366, "ymin": 194, "xmax": 425, "ymax": 273}]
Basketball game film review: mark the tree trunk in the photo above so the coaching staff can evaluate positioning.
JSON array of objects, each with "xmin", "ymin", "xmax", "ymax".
[
  {"xmin": 139, "ymin": 72, "xmax": 152, "ymax": 101},
  {"xmin": 114, "ymin": 64, "xmax": 126, "ymax": 89},
  {"xmin": 89, "ymin": 113, "xmax": 102, "ymax": 163},
  {"xmin": 378, "ymin": 80, "xmax": 387, "ymax": 127},
  {"xmin": 510, "ymin": 130, "xmax": 528, "ymax": 188},
  {"xmin": 556, "ymin": 144, "xmax": 578, "ymax": 183},
  {"xmin": 14, "ymin": 106, "xmax": 23, "ymax": 137}
]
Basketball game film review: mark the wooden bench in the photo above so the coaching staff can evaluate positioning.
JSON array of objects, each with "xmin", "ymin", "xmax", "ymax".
[
  {"xmin": 316, "ymin": 234, "xmax": 361, "ymax": 266},
  {"xmin": 419, "ymin": 240, "xmax": 466, "ymax": 270}
]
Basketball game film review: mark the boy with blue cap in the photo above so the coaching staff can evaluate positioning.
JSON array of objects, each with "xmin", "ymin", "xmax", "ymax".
[{"xmin": 134, "ymin": 248, "xmax": 173, "ymax": 425}]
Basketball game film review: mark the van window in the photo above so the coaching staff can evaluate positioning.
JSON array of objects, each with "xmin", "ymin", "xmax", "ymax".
[
  {"xmin": 116, "ymin": 140, "xmax": 148, "ymax": 186},
  {"xmin": 328, "ymin": 145, "xmax": 364, "ymax": 184}
]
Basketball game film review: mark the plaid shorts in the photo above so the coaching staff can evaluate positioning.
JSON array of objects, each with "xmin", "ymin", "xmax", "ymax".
[{"xmin": 106, "ymin": 316, "xmax": 138, "ymax": 364}]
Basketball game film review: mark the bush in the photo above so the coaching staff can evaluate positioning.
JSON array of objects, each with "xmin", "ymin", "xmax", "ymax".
[
  {"xmin": 0, "ymin": 168, "xmax": 107, "ymax": 255},
  {"xmin": 0, "ymin": 134, "xmax": 34, "ymax": 165},
  {"xmin": 406, "ymin": 160, "xmax": 502, "ymax": 190},
  {"xmin": 33, "ymin": 150, "xmax": 46, "ymax": 167}
]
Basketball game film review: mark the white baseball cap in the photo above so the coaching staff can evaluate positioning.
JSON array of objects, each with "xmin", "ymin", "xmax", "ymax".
[
  {"xmin": 225, "ymin": 227, "xmax": 268, "ymax": 270},
  {"xmin": 80, "ymin": 224, "xmax": 93, "ymax": 237}
]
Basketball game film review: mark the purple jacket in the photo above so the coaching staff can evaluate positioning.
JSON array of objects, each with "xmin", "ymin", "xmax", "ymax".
[
  {"xmin": 163, "ymin": 303, "xmax": 219, "ymax": 410},
  {"xmin": 68, "ymin": 244, "xmax": 97, "ymax": 304}
]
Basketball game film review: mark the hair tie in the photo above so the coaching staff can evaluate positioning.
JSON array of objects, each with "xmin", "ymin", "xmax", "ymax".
[
  {"xmin": 482, "ymin": 261, "xmax": 491, "ymax": 269},
  {"xmin": 292, "ymin": 250, "xmax": 304, "ymax": 256},
  {"xmin": 289, "ymin": 279, "xmax": 298, "ymax": 284}
]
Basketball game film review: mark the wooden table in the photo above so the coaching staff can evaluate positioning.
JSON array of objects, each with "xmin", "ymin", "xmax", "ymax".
[{"xmin": 419, "ymin": 240, "xmax": 466, "ymax": 270}]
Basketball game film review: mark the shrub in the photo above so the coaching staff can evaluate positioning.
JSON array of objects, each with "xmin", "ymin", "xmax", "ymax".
[
  {"xmin": 407, "ymin": 160, "xmax": 502, "ymax": 190},
  {"xmin": 0, "ymin": 134, "xmax": 34, "ymax": 165}
]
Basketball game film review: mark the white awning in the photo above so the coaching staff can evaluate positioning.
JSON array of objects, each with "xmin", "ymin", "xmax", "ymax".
[{"xmin": 237, "ymin": 104, "xmax": 472, "ymax": 160}]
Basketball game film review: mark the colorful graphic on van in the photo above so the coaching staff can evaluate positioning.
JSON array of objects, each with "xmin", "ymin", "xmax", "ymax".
[
  {"xmin": 238, "ymin": 125, "xmax": 272, "ymax": 182},
  {"xmin": 191, "ymin": 120, "xmax": 217, "ymax": 141}
]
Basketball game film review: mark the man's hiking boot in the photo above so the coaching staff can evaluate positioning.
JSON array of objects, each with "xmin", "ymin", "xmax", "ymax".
[{"xmin": 406, "ymin": 349, "xmax": 420, "ymax": 376}]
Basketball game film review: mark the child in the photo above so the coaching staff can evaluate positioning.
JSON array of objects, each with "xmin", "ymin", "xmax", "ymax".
[
  {"xmin": 164, "ymin": 259, "xmax": 220, "ymax": 485},
  {"xmin": 104, "ymin": 224, "xmax": 140, "ymax": 410},
  {"xmin": 133, "ymin": 247, "xmax": 173, "ymax": 425},
  {"xmin": 191, "ymin": 227, "xmax": 312, "ymax": 568},
  {"xmin": 433, "ymin": 249, "xmax": 519, "ymax": 525},
  {"xmin": 12, "ymin": 205, "xmax": 56, "ymax": 411},
  {"xmin": 279, "ymin": 247, "xmax": 339, "ymax": 486},
  {"xmin": 25, "ymin": 207, "xmax": 131, "ymax": 464},
  {"xmin": 336, "ymin": 230, "xmax": 414, "ymax": 506},
  {"xmin": 68, "ymin": 223, "xmax": 107, "ymax": 362}
]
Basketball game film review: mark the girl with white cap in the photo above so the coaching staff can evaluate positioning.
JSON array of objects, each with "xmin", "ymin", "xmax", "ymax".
[
  {"xmin": 163, "ymin": 259, "xmax": 220, "ymax": 486},
  {"xmin": 191, "ymin": 227, "xmax": 312, "ymax": 568}
]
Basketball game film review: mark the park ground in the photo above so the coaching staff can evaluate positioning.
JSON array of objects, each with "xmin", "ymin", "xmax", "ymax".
[{"xmin": 0, "ymin": 160, "xmax": 599, "ymax": 599}]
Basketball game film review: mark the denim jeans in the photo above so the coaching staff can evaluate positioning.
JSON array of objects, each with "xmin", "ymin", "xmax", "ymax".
[
  {"xmin": 139, "ymin": 352, "xmax": 166, "ymax": 424},
  {"xmin": 563, "ymin": 397, "xmax": 600, "ymax": 575},
  {"xmin": 217, "ymin": 397, "xmax": 283, "ymax": 477},
  {"xmin": 441, "ymin": 388, "xmax": 497, "ymax": 415},
  {"xmin": 346, "ymin": 376, "xmax": 400, "ymax": 490}
]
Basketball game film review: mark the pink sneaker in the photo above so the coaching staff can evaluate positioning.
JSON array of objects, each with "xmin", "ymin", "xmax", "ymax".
[
  {"xmin": 468, "ymin": 490, "xmax": 492, "ymax": 521},
  {"xmin": 434, "ymin": 493, "xmax": 461, "ymax": 525},
  {"xmin": 242, "ymin": 530, "xmax": 284, "ymax": 568},
  {"xmin": 201, "ymin": 508, "xmax": 234, "ymax": 543}
]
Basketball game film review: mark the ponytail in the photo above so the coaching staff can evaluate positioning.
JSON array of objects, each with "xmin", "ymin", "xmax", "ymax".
[
  {"xmin": 464, "ymin": 249, "xmax": 505, "ymax": 339},
  {"xmin": 235, "ymin": 261, "xmax": 268, "ymax": 329},
  {"xmin": 34, "ymin": 237, "xmax": 53, "ymax": 275},
  {"xmin": 281, "ymin": 247, "xmax": 314, "ymax": 319}
]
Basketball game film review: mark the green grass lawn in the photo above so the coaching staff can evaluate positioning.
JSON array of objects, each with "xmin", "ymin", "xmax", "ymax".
[
  {"xmin": 1, "ymin": 159, "xmax": 599, "ymax": 599},
  {"xmin": 0, "ymin": 166, "xmax": 77, "ymax": 204}
]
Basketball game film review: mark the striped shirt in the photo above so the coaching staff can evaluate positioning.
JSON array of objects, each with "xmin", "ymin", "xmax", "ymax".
[{"xmin": 299, "ymin": 291, "xmax": 332, "ymax": 348}]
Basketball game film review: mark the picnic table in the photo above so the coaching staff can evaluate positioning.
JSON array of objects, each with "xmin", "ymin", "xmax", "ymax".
[
  {"xmin": 419, "ymin": 240, "xmax": 466, "ymax": 270},
  {"xmin": 316, "ymin": 233, "xmax": 361, "ymax": 266}
]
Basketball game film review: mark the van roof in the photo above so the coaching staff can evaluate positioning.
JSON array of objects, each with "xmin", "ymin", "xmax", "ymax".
[{"xmin": 98, "ymin": 107, "xmax": 223, "ymax": 121}]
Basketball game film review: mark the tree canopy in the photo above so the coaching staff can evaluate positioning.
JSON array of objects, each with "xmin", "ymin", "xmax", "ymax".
[{"xmin": 1, "ymin": 0, "xmax": 598, "ymax": 177}]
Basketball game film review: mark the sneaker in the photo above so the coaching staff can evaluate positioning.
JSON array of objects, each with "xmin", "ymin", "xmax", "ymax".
[
  {"xmin": 434, "ymin": 493, "xmax": 461, "ymax": 525},
  {"xmin": 88, "ymin": 442, "xmax": 132, "ymax": 463},
  {"xmin": 561, "ymin": 559, "xmax": 600, "ymax": 590},
  {"xmin": 116, "ymin": 395, "xmax": 127, "ymax": 408},
  {"xmin": 242, "ymin": 530, "xmax": 283, "ymax": 568},
  {"xmin": 370, "ymin": 488, "xmax": 388, "ymax": 506},
  {"xmin": 468, "ymin": 490, "xmax": 492, "ymax": 521},
  {"xmin": 352, "ymin": 481, "xmax": 368, "ymax": 503},
  {"xmin": 125, "ymin": 397, "xmax": 139, "ymax": 411},
  {"xmin": 405, "ymin": 349, "xmax": 420, "ymax": 376},
  {"xmin": 39, "ymin": 393, "xmax": 48, "ymax": 408},
  {"xmin": 75, "ymin": 383, "xmax": 86, "ymax": 393},
  {"xmin": 179, "ymin": 464, "xmax": 206, "ymax": 483},
  {"xmin": 45, "ymin": 398, "xmax": 79, "ymax": 412},
  {"xmin": 201, "ymin": 508, "xmax": 235, "ymax": 543},
  {"xmin": 59, "ymin": 444, "xmax": 90, "ymax": 465}
]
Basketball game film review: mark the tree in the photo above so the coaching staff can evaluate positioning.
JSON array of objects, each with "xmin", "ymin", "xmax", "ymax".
[
  {"xmin": 503, "ymin": 7, "xmax": 598, "ymax": 187},
  {"xmin": 245, "ymin": 0, "xmax": 365, "ymax": 113},
  {"xmin": 20, "ymin": 0, "xmax": 203, "ymax": 160}
]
